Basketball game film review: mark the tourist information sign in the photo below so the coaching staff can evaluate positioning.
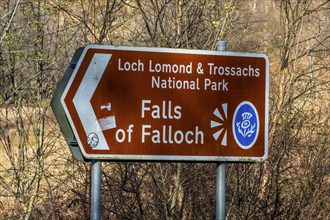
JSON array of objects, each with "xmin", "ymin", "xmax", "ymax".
[{"xmin": 58, "ymin": 45, "xmax": 269, "ymax": 162}]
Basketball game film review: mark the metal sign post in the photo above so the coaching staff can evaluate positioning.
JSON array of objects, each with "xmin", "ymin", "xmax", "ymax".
[
  {"xmin": 90, "ymin": 160, "xmax": 101, "ymax": 220},
  {"xmin": 216, "ymin": 41, "xmax": 227, "ymax": 220},
  {"xmin": 216, "ymin": 162, "xmax": 226, "ymax": 220}
]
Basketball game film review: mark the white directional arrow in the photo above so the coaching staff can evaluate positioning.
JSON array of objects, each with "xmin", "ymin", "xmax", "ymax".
[{"xmin": 63, "ymin": 53, "xmax": 112, "ymax": 150}]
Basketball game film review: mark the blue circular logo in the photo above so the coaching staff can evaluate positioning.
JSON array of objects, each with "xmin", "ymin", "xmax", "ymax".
[{"xmin": 233, "ymin": 101, "xmax": 259, "ymax": 149}]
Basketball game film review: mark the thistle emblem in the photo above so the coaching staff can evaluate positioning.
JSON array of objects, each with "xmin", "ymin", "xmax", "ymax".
[{"xmin": 236, "ymin": 112, "xmax": 256, "ymax": 138}]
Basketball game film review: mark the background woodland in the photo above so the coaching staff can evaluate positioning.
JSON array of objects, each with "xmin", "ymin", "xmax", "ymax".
[{"xmin": 0, "ymin": 0, "xmax": 329, "ymax": 219}]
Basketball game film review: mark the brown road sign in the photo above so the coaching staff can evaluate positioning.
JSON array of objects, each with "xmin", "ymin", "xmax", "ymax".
[{"xmin": 60, "ymin": 45, "xmax": 269, "ymax": 162}]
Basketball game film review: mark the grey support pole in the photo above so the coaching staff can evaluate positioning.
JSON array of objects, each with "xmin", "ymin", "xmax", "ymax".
[
  {"xmin": 216, "ymin": 41, "xmax": 227, "ymax": 220},
  {"xmin": 216, "ymin": 163, "xmax": 226, "ymax": 220},
  {"xmin": 91, "ymin": 160, "xmax": 102, "ymax": 220}
]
